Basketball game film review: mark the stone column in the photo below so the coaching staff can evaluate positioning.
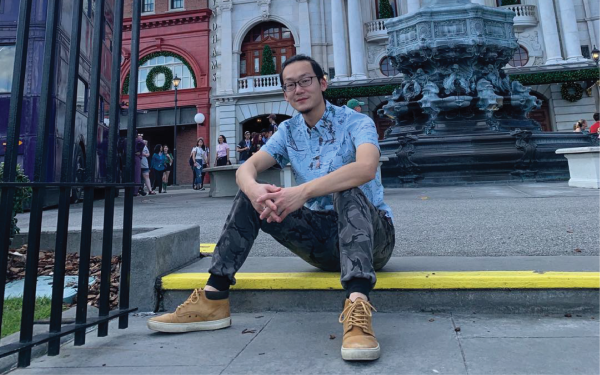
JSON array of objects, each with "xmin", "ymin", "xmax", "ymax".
[
  {"xmin": 219, "ymin": 1, "xmax": 234, "ymax": 93},
  {"xmin": 557, "ymin": 0, "xmax": 585, "ymax": 62},
  {"xmin": 296, "ymin": 0, "xmax": 312, "ymax": 56},
  {"xmin": 347, "ymin": 0, "xmax": 367, "ymax": 79},
  {"xmin": 331, "ymin": 0, "xmax": 349, "ymax": 80},
  {"xmin": 407, "ymin": 0, "xmax": 420, "ymax": 14},
  {"xmin": 537, "ymin": 0, "xmax": 565, "ymax": 64}
]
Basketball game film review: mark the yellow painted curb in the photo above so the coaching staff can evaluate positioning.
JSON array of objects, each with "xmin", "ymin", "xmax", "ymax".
[
  {"xmin": 162, "ymin": 271, "xmax": 600, "ymax": 290},
  {"xmin": 200, "ymin": 243, "xmax": 215, "ymax": 254}
]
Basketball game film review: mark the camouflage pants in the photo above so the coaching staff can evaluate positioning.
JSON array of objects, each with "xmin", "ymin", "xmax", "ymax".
[{"xmin": 209, "ymin": 187, "xmax": 395, "ymax": 291}]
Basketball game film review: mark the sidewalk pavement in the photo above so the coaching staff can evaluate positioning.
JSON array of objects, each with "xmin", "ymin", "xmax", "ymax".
[
  {"xmin": 15, "ymin": 182, "xmax": 600, "ymax": 257},
  {"xmin": 8, "ymin": 311, "xmax": 599, "ymax": 375}
]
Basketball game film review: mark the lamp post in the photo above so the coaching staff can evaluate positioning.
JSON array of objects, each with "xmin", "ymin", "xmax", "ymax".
[
  {"xmin": 172, "ymin": 75, "xmax": 181, "ymax": 185},
  {"xmin": 592, "ymin": 46, "xmax": 599, "ymax": 66}
]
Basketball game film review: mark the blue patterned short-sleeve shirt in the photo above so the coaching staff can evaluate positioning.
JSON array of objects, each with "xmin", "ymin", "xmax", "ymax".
[{"xmin": 262, "ymin": 101, "xmax": 393, "ymax": 221}]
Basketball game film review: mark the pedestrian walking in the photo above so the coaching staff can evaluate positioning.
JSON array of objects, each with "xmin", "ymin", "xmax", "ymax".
[
  {"xmin": 589, "ymin": 113, "xmax": 599, "ymax": 134},
  {"xmin": 162, "ymin": 145, "xmax": 173, "ymax": 192},
  {"xmin": 573, "ymin": 119, "xmax": 588, "ymax": 132},
  {"xmin": 268, "ymin": 113, "xmax": 279, "ymax": 136},
  {"xmin": 148, "ymin": 55, "xmax": 394, "ymax": 362},
  {"xmin": 192, "ymin": 138, "xmax": 208, "ymax": 190},
  {"xmin": 134, "ymin": 134, "xmax": 144, "ymax": 196},
  {"xmin": 151, "ymin": 144, "xmax": 166, "ymax": 193},
  {"xmin": 347, "ymin": 98, "xmax": 365, "ymax": 113},
  {"xmin": 215, "ymin": 135, "xmax": 230, "ymax": 166},
  {"xmin": 250, "ymin": 133, "xmax": 263, "ymax": 157},
  {"xmin": 236, "ymin": 131, "xmax": 252, "ymax": 164},
  {"xmin": 140, "ymin": 140, "xmax": 152, "ymax": 195}
]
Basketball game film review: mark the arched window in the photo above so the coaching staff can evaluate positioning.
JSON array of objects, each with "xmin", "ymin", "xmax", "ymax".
[
  {"xmin": 380, "ymin": 57, "xmax": 399, "ymax": 77},
  {"xmin": 240, "ymin": 22, "xmax": 296, "ymax": 77},
  {"xmin": 508, "ymin": 45, "xmax": 529, "ymax": 67},
  {"xmin": 138, "ymin": 55, "xmax": 193, "ymax": 93}
]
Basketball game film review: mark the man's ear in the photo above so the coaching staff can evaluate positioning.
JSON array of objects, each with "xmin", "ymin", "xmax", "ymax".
[
  {"xmin": 320, "ymin": 77, "xmax": 328, "ymax": 92},
  {"xmin": 283, "ymin": 90, "xmax": 290, "ymax": 103}
]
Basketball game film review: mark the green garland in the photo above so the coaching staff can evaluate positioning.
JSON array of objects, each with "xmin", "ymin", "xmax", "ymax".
[
  {"xmin": 560, "ymin": 82, "xmax": 584, "ymax": 102},
  {"xmin": 122, "ymin": 51, "xmax": 197, "ymax": 94},
  {"xmin": 509, "ymin": 68, "xmax": 599, "ymax": 86},
  {"xmin": 324, "ymin": 84, "xmax": 399, "ymax": 101},
  {"xmin": 146, "ymin": 66, "xmax": 173, "ymax": 92}
]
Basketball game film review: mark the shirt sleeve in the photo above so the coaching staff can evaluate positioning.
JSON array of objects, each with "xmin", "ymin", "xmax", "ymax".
[
  {"xmin": 349, "ymin": 112, "xmax": 380, "ymax": 153},
  {"xmin": 261, "ymin": 123, "xmax": 290, "ymax": 168}
]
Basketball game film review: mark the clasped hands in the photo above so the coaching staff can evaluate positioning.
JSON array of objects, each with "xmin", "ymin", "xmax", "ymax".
[{"xmin": 251, "ymin": 183, "xmax": 307, "ymax": 223}]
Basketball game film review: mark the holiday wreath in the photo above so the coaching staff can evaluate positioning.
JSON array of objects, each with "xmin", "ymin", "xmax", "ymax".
[
  {"xmin": 146, "ymin": 66, "xmax": 174, "ymax": 92},
  {"xmin": 560, "ymin": 82, "xmax": 583, "ymax": 102}
]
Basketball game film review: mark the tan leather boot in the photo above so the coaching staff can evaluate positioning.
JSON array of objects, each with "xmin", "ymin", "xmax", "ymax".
[
  {"xmin": 147, "ymin": 289, "xmax": 231, "ymax": 333},
  {"xmin": 338, "ymin": 298, "xmax": 380, "ymax": 361}
]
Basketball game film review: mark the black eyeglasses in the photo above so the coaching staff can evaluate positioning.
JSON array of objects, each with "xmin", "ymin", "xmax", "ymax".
[{"xmin": 281, "ymin": 76, "xmax": 318, "ymax": 92}]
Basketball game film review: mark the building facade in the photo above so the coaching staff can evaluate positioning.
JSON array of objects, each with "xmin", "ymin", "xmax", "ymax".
[
  {"xmin": 209, "ymin": 0, "xmax": 599, "ymax": 164},
  {"xmin": 120, "ymin": 0, "xmax": 211, "ymax": 185}
]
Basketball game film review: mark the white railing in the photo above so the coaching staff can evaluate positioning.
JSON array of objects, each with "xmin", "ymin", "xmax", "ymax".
[
  {"xmin": 238, "ymin": 74, "xmax": 281, "ymax": 93},
  {"xmin": 365, "ymin": 18, "xmax": 390, "ymax": 42},
  {"xmin": 501, "ymin": 4, "xmax": 537, "ymax": 30}
]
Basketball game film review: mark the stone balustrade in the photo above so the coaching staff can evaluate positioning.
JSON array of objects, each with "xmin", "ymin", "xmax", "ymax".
[
  {"xmin": 238, "ymin": 74, "xmax": 281, "ymax": 93},
  {"xmin": 365, "ymin": 18, "xmax": 390, "ymax": 42},
  {"xmin": 501, "ymin": 4, "xmax": 537, "ymax": 31}
]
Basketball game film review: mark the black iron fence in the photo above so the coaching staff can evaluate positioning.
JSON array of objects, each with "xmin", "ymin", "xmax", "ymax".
[{"xmin": 0, "ymin": 0, "xmax": 143, "ymax": 367}]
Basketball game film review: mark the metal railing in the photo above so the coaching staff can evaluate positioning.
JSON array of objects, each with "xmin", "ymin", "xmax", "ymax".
[{"xmin": 0, "ymin": 0, "xmax": 143, "ymax": 367}]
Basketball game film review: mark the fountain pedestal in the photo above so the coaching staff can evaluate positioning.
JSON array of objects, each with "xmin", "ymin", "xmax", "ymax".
[{"xmin": 379, "ymin": 0, "xmax": 597, "ymax": 186}]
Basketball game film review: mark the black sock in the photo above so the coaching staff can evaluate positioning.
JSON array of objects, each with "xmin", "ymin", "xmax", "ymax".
[
  {"xmin": 207, "ymin": 274, "xmax": 232, "ymax": 292},
  {"xmin": 205, "ymin": 290, "xmax": 230, "ymax": 300},
  {"xmin": 345, "ymin": 278, "xmax": 372, "ymax": 301}
]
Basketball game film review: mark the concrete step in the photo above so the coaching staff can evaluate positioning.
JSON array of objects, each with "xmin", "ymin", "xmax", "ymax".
[{"xmin": 158, "ymin": 255, "xmax": 600, "ymax": 315}]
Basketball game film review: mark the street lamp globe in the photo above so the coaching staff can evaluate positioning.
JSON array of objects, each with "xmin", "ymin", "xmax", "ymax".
[
  {"xmin": 194, "ymin": 113, "xmax": 205, "ymax": 125},
  {"xmin": 172, "ymin": 75, "xmax": 181, "ymax": 88},
  {"xmin": 592, "ymin": 46, "xmax": 599, "ymax": 65}
]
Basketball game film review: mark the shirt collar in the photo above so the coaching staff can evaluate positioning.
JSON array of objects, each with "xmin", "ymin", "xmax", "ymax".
[{"xmin": 302, "ymin": 101, "xmax": 335, "ymax": 134}]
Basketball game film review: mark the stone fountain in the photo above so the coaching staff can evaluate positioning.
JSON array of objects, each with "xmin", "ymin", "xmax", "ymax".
[{"xmin": 378, "ymin": 0, "xmax": 598, "ymax": 186}]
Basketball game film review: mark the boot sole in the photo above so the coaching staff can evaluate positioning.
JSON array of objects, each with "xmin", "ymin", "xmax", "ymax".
[
  {"xmin": 147, "ymin": 317, "xmax": 231, "ymax": 333},
  {"xmin": 341, "ymin": 345, "xmax": 381, "ymax": 361}
]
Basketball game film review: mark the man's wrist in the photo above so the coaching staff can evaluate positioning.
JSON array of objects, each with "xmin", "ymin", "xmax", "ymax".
[{"xmin": 299, "ymin": 183, "xmax": 312, "ymax": 201}]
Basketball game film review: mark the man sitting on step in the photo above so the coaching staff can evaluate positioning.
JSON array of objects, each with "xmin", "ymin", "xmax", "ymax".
[{"xmin": 147, "ymin": 55, "xmax": 395, "ymax": 362}]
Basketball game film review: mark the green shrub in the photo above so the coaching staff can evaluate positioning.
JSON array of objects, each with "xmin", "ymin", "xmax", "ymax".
[
  {"xmin": 0, "ymin": 163, "xmax": 32, "ymax": 245},
  {"xmin": 261, "ymin": 45, "xmax": 276, "ymax": 76},
  {"xmin": 378, "ymin": 0, "xmax": 394, "ymax": 19}
]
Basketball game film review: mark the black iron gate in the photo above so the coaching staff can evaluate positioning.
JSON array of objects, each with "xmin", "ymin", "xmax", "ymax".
[{"xmin": 0, "ymin": 0, "xmax": 143, "ymax": 367}]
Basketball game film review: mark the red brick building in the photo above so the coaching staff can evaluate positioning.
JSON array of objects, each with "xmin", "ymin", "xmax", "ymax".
[{"xmin": 120, "ymin": 0, "xmax": 211, "ymax": 185}]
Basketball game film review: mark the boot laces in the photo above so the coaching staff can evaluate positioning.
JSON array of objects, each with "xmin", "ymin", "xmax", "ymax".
[
  {"xmin": 176, "ymin": 289, "xmax": 201, "ymax": 311},
  {"xmin": 338, "ymin": 300, "xmax": 377, "ymax": 331}
]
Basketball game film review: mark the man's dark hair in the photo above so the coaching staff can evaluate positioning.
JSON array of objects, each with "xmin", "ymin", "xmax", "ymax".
[
  {"xmin": 594, "ymin": 113, "xmax": 599, "ymax": 121},
  {"xmin": 279, "ymin": 54, "xmax": 325, "ymax": 86}
]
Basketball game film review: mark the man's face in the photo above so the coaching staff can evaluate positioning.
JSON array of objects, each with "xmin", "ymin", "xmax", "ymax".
[
  {"xmin": 354, "ymin": 106, "xmax": 362, "ymax": 113},
  {"xmin": 282, "ymin": 61, "xmax": 327, "ymax": 114}
]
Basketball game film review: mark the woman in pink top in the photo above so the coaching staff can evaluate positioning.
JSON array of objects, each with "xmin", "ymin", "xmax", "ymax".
[{"xmin": 215, "ymin": 134, "xmax": 230, "ymax": 166}]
